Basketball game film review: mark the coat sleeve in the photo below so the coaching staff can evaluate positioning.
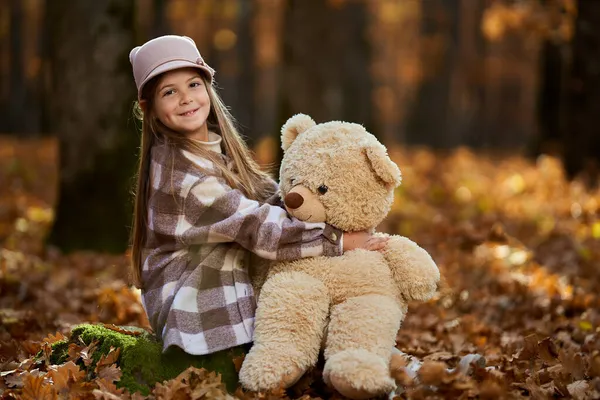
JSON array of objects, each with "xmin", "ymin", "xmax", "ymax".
[
  {"xmin": 263, "ymin": 178, "xmax": 285, "ymax": 207},
  {"xmin": 173, "ymin": 174, "xmax": 343, "ymax": 261}
]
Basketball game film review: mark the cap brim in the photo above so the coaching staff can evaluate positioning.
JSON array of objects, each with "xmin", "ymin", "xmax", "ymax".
[{"xmin": 138, "ymin": 60, "xmax": 213, "ymax": 99}]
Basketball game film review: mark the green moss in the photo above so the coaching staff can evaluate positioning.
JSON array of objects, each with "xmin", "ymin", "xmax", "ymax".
[
  {"xmin": 49, "ymin": 339, "xmax": 70, "ymax": 365},
  {"xmin": 64, "ymin": 324, "xmax": 245, "ymax": 395}
]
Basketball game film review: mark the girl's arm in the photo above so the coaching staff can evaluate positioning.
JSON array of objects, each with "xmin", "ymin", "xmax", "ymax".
[{"xmin": 159, "ymin": 174, "xmax": 342, "ymax": 261}]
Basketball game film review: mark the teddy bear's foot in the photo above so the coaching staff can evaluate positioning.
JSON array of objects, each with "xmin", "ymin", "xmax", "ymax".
[
  {"xmin": 238, "ymin": 346, "xmax": 306, "ymax": 392},
  {"xmin": 323, "ymin": 349, "xmax": 396, "ymax": 400}
]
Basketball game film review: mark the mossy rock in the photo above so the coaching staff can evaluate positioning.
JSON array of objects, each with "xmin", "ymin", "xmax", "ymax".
[{"xmin": 51, "ymin": 324, "xmax": 245, "ymax": 395}]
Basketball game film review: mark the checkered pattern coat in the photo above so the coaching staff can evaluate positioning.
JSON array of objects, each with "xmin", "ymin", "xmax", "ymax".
[{"xmin": 141, "ymin": 142, "xmax": 343, "ymax": 355}]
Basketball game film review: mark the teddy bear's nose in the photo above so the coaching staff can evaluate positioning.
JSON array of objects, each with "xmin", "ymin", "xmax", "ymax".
[{"xmin": 284, "ymin": 192, "xmax": 304, "ymax": 209}]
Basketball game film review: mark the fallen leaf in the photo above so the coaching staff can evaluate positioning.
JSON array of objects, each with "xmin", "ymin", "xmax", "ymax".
[
  {"xmin": 567, "ymin": 380, "xmax": 589, "ymax": 400},
  {"xmin": 418, "ymin": 360, "xmax": 447, "ymax": 386},
  {"xmin": 20, "ymin": 340, "xmax": 41, "ymax": 356},
  {"xmin": 80, "ymin": 340, "xmax": 99, "ymax": 367},
  {"xmin": 95, "ymin": 347, "xmax": 121, "ymax": 374},
  {"xmin": 21, "ymin": 373, "xmax": 55, "ymax": 400},
  {"xmin": 232, "ymin": 354, "xmax": 245, "ymax": 373},
  {"xmin": 42, "ymin": 332, "xmax": 67, "ymax": 345},
  {"xmin": 95, "ymin": 377, "xmax": 125, "ymax": 396},
  {"xmin": 48, "ymin": 361, "xmax": 85, "ymax": 392},
  {"xmin": 4, "ymin": 371, "xmax": 24, "ymax": 388},
  {"xmin": 98, "ymin": 364, "xmax": 122, "ymax": 383},
  {"xmin": 101, "ymin": 323, "xmax": 142, "ymax": 337}
]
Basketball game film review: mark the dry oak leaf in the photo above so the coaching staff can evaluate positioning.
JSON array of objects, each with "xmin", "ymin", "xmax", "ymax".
[
  {"xmin": 48, "ymin": 361, "xmax": 85, "ymax": 392},
  {"xmin": 232, "ymin": 354, "xmax": 245, "ymax": 373},
  {"xmin": 153, "ymin": 367, "xmax": 234, "ymax": 400},
  {"xmin": 389, "ymin": 352, "xmax": 414, "ymax": 387},
  {"xmin": 558, "ymin": 348, "xmax": 587, "ymax": 381},
  {"xmin": 98, "ymin": 364, "xmax": 123, "ymax": 383},
  {"xmin": 152, "ymin": 378, "xmax": 190, "ymax": 399},
  {"xmin": 20, "ymin": 340, "xmax": 41, "ymax": 356},
  {"xmin": 21, "ymin": 373, "xmax": 56, "ymax": 400},
  {"xmin": 590, "ymin": 354, "xmax": 600, "ymax": 377},
  {"xmin": 80, "ymin": 340, "xmax": 99, "ymax": 367},
  {"xmin": 95, "ymin": 347, "xmax": 121, "ymax": 374},
  {"xmin": 567, "ymin": 380, "xmax": 589, "ymax": 400},
  {"xmin": 95, "ymin": 377, "xmax": 126, "ymax": 397},
  {"xmin": 4, "ymin": 371, "xmax": 25, "ymax": 388},
  {"xmin": 93, "ymin": 390, "xmax": 125, "ymax": 400},
  {"xmin": 537, "ymin": 337, "xmax": 558, "ymax": 365},
  {"xmin": 418, "ymin": 360, "xmax": 448, "ymax": 386},
  {"xmin": 478, "ymin": 379, "xmax": 505, "ymax": 399},
  {"xmin": 67, "ymin": 342, "xmax": 85, "ymax": 362},
  {"xmin": 42, "ymin": 331, "xmax": 68, "ymax": 345},
  {"xmin": 102, "ymin": 323, "xmax": 143, "ymax": 337},
  {"xmin": 40, "ymin": 342, "xmax": 53, "ymax": 366}
]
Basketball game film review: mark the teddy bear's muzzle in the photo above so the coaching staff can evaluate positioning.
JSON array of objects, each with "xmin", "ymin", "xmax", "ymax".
[{"xmin": 283, "ymin": 186, "xmax": 327, "ymax": 222}]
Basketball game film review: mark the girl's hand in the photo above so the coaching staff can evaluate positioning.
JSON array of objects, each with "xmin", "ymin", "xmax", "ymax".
[{"xmin": 343, "ymin": 231, "xmax": 389, "ymax": 252}]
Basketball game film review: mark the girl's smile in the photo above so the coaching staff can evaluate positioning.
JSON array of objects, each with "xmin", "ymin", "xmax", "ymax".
[{"xmin": 179, "ymin": 108, "xmax": 200, "ymax": 117}]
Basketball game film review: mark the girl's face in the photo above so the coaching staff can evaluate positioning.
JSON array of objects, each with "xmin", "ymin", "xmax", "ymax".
[{"xmin": 152, "ymin": 68, "xmax": 211, "ymax": 140}]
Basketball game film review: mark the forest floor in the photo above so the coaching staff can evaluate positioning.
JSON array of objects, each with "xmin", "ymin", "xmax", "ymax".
[{"xmin": 0, "ymin": 136, "xmax": 599, "ymax": 399}]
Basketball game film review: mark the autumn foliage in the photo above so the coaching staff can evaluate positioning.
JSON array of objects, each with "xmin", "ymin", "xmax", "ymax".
[{"xmin": 1, "ymin": 136, "xmax": 600, "ymax": 398}]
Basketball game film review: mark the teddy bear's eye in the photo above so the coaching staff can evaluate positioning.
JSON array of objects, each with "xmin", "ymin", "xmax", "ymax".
[
  {"xmin": 317, "ymin": 184, "xmax": 328, "ymax": 195},
  {"xmin": 290, "ymin": 178, "xmax": 296, "ymax": 186}
]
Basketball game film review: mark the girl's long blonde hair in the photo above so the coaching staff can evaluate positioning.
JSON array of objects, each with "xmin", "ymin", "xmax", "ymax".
[{"xmin": 130, "ymin": 72, "xmax": 275, "ymax": 288}]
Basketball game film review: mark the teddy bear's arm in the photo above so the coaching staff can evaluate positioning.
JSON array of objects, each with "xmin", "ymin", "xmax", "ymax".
[{"xmin": 376, "ymin": 233, "xmax": 440, "ymax": 302}]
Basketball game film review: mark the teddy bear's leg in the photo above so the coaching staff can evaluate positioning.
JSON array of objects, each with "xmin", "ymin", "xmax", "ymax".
[
  {"xmin": 322, "ymin": 294, "xmax": 403, "ymax": 400},
  {"xmin": 239, "ymin": 271, "xmax": 329, "ymax": 392}
]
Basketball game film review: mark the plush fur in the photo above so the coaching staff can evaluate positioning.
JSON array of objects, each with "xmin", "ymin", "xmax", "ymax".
[{"xmin": 239, "ymin": 114, "xmax": 440, "ymax": 399}]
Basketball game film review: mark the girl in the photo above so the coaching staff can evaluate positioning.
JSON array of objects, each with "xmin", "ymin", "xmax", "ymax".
[{"xmin": 128, "ymin": 35, "xmax": 388, "ymax": 390}]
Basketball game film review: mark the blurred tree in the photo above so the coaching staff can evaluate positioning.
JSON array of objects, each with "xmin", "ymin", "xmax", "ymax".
[
  {"xmin": 2, "ymin": 0, "xmax": 42, "ymax": 135},
  {"xmin": 367, "ymin": 0, "xmax": 423, "ymax": 146},
  {"xmin": 563, "ymin": 0, "xmax": 600, "ymax": 184},
  {"xmin": 280, "ymin": 0, "xmax": 372, "ymax": 129},
  {"xmin": 158, "ymin": 1, "xmax": 257, "ymax": 144},
  {"xmin": 249, "ymin": 0, "xmax": 284, "ymax": 150},
  {"xmin": 535, "ymin": 39, "xmax": 569, "ymax": 156},
  {"xmin": 45, "ymin": 0, "xmax": 137, "ymax": 252},
  {"xmin": 152, "ymin": 0, "xmax": 169, "ymax": 37}
]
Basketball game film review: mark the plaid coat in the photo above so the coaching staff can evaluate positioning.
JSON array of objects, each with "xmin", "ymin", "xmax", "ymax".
[{"xmin": 141, "ymin": 140, "xmax": 343, "ymax": 355}]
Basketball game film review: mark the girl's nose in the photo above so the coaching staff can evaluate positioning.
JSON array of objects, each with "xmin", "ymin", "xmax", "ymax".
[{"xmin": 180, "ymin": 93, "xmax": 193, "ymax": 105}]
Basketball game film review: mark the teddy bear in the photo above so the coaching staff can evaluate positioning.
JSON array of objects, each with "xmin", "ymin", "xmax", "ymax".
[{"xmin": 239, "ymin": 114, "xmax": 440, "ymax": 399}]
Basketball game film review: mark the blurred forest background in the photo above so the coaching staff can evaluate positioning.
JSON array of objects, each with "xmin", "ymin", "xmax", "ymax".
[
  {"xmin": 1, "ymin": 0, "xmax": 598, "ymax": 253},
  {"xmin": 2, "ymin": 1, "xmax": 600, "ymax": 398}
]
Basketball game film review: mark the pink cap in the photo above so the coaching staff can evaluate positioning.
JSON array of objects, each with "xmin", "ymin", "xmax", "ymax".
[{"xmin": 129, "ymin": 35, "xmax": 215, "ymax": 99}]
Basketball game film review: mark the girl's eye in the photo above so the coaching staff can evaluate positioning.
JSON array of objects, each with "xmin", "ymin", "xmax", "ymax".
[
  {"xmin": 317, "ymin": 184, "xmax": 328, "ymax": 195},
  {"xmin": 163, "ymin": 89, "xmax": 175, "ymax": 97},
  {"xmin": 190, "ymin": 82, "xmax": 201, "ymax": 88}
]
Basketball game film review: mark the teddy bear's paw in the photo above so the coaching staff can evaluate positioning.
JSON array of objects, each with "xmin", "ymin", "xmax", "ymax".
[
  {"xmin": 238, "ymin": 346, "xmax": 306, "ymax": 392},
  {"xmin": 323, "ymin": 349, "xmax": 396, "ymax": 399},
  {"xmin": 399, "ymin": 280, "xmax": 438, "ymax": 302}
]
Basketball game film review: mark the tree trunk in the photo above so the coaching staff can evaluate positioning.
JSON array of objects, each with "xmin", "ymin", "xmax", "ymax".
[
  {"xmin": 45, "ymin": 0, "xmax": 137, "ymax": 252},
  {"xmin": 250, "ymin": 0, "xmax": 284, "ymax": 149},
  {"xmin": 563, "ymin": 0, "xmax": 600, "ymax": 184},
  {"xmin": 367, "ymin": 0, "xmax": 422, "ymax": 146},
  {"xmin": 533, "ymin": 39, "xmax": 569, "ymax": 157},
  {"xmin": 407, "ymin": 0, "xmax": 457, "ymax": 148},
  {"xmin": 280, "ymin": 0, "xmax": 372, "ymax": 128},
  {"xmin": 4, "ymin": 0, "xmax": 43, "ymax": 135}
]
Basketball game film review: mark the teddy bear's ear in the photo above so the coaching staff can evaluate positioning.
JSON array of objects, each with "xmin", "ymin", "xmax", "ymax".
[
  {"xmin": 281, "ymin": 114, "xmax": 316, "ymax": 151},
  {"xmin": 365, "ymin": 145, "xmax": 402, "ymax": 188}
]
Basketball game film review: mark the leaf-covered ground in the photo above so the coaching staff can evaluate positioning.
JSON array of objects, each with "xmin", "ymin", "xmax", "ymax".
[{"xmin": 0, "ymin": 137, "xmax": 599, "ymax": 399}]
